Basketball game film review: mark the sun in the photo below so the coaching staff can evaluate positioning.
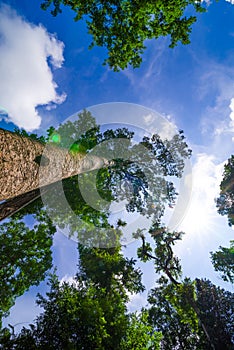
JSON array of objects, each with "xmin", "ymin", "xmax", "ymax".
[
  {"xmin": 175, "ymin": 153, "xmax": 225, "ymax": 239},
  {"xmin": 177, "ymin": 192, "xmax": 218, "ymax": 238},
  {"xmin": 180, "ymin": 203, "xmax": 211, "ymax": 234}
]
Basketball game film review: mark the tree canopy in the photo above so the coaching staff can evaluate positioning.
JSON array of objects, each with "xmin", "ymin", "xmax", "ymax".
[
  {"xmin": 11, "ymin": 110, "xmax": 191, "ymax": 247},
  {"xmin": 2, "ymin": 220, "xmax": 234, "ymax": 349},
  {"xmin": 40, "ymin": 0, "xmax": 206, "ymax": 71},
  {"xmin": 214, "ymin": 155, "xmax": 234, "ymax": 283},
  {"xmin": 0, "ymin": 211, "xmax": 55, "ymax": 328},
  {"xmin": 135, "ymin": 223, "xmax": 234, "ymax": 349},
  {"xmin": 0, "ymin": 109, "xmax": 192, "ymax": 334},
  {"xmin": 147, "ymin": 277, "xmax": 234, "ymax": 349},
  {"xmin": 1, "ymin": 112, "xmax": 233, "ymax": 348},
  {"xmin": 216, "ymin": 155, "xmax": 234, "ymax": 227},
  {"xmin": 0, "ymin": 243, "xmax": 161, "ymax": 349},
  {"xmin": 210, "ymin": 240, "xmax": 234, "ymax": 284}
]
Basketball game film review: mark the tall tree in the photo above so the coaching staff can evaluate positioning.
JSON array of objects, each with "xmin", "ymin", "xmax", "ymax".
[
  {"xmin": 0, "ymin": 125, "xmax": 111, "ymax": 202},
  {"xmin": 0, "ymin": 111, "xmax": 192, "ymax": 340},
  {"xmin": 0, "ymin": 108, "xmax": 191, "ymax": 306},
  {"xmin": 0, "ymin": 110, "xmax": 190, "ymax": 221},
  {"xmin": 216, "ymin": 155, "xmax": 234, "ymax": 227},
  {"xmin": 195, "ymin": 278, "xmax": 234, "ymax": 349},
  {"xmin": 1, "ymin": 110, "xmax": 191, "ymax": 248},
  {"xmin": 215, "ymin": 155, "xmax": 234, "ymax": 284},
  {"xmin": 40, "ymin": 0, "xmax": 206, "ymax": 71},
  {"xmin": 135, "ymin": 225, "xmax": 220, "ymax": 349},
  {"xmin": 147, "ymin": 277, "xmax": 234, "ymax": 349},
  {"xmin": 147, "ymin": 277, "xmax": 208, "ymax": 349}
]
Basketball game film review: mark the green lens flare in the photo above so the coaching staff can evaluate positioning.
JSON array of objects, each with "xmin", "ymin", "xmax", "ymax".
[
  {"xmin": 50, "ymin": 133, "xmax": 61, "ymax": 143},
  {"xmin": 70, "ymin": 143, "xmax": 86, "ymax": 154}
]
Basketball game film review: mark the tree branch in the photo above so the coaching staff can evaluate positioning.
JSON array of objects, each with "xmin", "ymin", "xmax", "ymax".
[{"xmin": 140, "ymin": 233, "xmax": 180, "ymax": 285}]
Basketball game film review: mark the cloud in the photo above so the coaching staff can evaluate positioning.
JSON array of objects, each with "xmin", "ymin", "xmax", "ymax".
[
  {"xmin": 229, "ymin": 98, "xmax": 234, "ymax": 132},
  {"xmin": 0, "ymin": 5, "xmax": 66, "ymax": 131},
  {"xmin": 202, "ymin": 0, "xmax": 234, "ymax": 5},
  {"xmin": 201, "ymin": 0, "xmax": 211, "ymax": 5},
  {"xmin": 127, "ymin": 292, "xmax": 148, "ymax": 312},
  {"xmin": 60, "ymin": 274, "xmax": 78, "ymax": 287},
  {"xmin": 173, "ymin": 152, "xmax": 234, "ymax": 284},
  {"xmin": 118, "ymin": 38, "xmax": 169, "ymax": 110},
  {"xmin": 197, "ymin": 61, "xmax": 234, "ymax": 143},
  {"xmin": 141, "ymin": 111, "xmax": 177, "ymax": 141},
  {"xmin": 218, "ymin": 97, "xmax": 234, "ymax": 143},
  {"xmin": 178, "ymin": 153, "xmax": 224, "ymax": 237},
  {"xmin": 143, "ymin": 113, "xmax": 155, "ymax": 126}
]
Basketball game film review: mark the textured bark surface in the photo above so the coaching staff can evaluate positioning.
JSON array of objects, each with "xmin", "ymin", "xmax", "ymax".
[{"xmin": 0, "ymin": 128, "xmax": 111, "ymax": 201}]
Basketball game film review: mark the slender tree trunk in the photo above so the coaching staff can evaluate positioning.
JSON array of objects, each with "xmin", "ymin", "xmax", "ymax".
[
  {"xmin": 0, "ymin": 186, "xmax": 51, "ymax": 222},
  {"xmin": 0, "ymin": 128, "xmax": 111, "ymax": 201}
]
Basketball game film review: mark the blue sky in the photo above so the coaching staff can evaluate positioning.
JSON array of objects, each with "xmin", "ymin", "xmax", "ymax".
[{"xmin": 1, "ymin": 0, "xmax": 234, "ymax": 329}]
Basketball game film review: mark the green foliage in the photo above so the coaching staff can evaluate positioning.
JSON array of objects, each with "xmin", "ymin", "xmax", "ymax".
[
  {"xmin": 7, "ymin": 111, "xmax": 192, "ymax": 247},
  {"xmin": 120, "ymin": 310, "xmax": 162, "ymax": 350},
  {"xmin": 135, "ymin": 225, "xmax": 183, "ymax": 283},
  {"xmin": 216, "ymin": 155, "xmax": 234, "ymax": 226},
  {"xmin": 76, "ymin": 243, "xmax": 147, "ymax": 349},
  {"xmin": 195, "ymin": 278, "xmax": 234, "ymax": 348},
  {"xmin": 148, "ymin": 277, "xmax": 234, "ymax": 349},
  {"xmin": 47, "ymin": 110, "xmax": 102, "ymax": 153},
  {"xmin": 0, "ymin": 276, "xmax": 111, "ymax": 349},
  {"xmin": 0, "ymin": 211, "xmax": 55, "ymax": 328},
  {"xmin": 42, "ymin": 111, "xmax": 191, "ymax": 245},
  {"xmin": 136, "ymin": 225, "xmax": 234, "ymax": 348},
  {"xmin": 0, "ymin": 111, "xmax": 193, "ymax": 348},
  {"xmin": 13, "ymin": 127, "xmax": 46, "ymax": 144},
  {"xmin": 0, "ymin": 247, "xmax": 160, "ymax": 349},
  {"xmin": 162, "ymin": 279, "xmax": 195, "ymax": 325},
  {"xmin": 210, "ymin": 240, "xmax": 234, "ymax": 284},
  {"xmin": 98, "ymin": 130, "xmax": 191, "ymax": 219},
  {"xmin": 147, "ymin": 277, "xmax": 204, "ymax": 349},
  {"xmin": 78, "ymin": 244, "xmax": 145, "ymax": 296},
  {"xmin": 40, "ymin": 0, "xmax": 206, "ymax": 71}
]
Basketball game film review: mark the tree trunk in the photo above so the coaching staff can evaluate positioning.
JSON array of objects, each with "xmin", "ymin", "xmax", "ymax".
[
  {"xmin": 0, "ymin": 186, "xmax": 50, "ymax": 222},
  {"xmin": 0, "ymin": 128, "xmax": 111, "ymax": 201}
]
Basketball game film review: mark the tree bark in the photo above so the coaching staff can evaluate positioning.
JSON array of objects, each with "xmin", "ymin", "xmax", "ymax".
[{"xmin": 0, "ymin": 128, "xmax": 111, "ymax": 201}]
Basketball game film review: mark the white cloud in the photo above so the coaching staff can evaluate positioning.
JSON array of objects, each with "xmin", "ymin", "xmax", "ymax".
[
  {"xmin": 178, "ymin": 153, "xmax": 225, "ymax": 236},
  {"xmin": 0, "ymin": 5, "xmax": 66, "ymax": 131},
  {"xmin": 197, "ymin": 61, "xmax": 234, "ymax": 145},
  {"xmin": 201, "ymin": 0, "xmax": 234, "ymax": 5},
  {"xmin": 210, "ymin": 96, "xmax": 234, "ymax": 142},
  {"xmin": 201, "ymin": 0, "xmax": 211, "ymax": 5},
  {"xmin": 229, "ymin": 98, "xmax": 234, "ymax": 131},
  {"xmin": 142, "ymin": 112, "xmax": 177, "ymax": 140},
  {"xmin": 127, "ymin": 292, "xmax": 147, "ymax": 312},
  {"xmin": 212, "ymin": 96, "xmax": 234, "ymax": 138},
  {"xmin": 60, "ymin": 274, "xmax": 78, "ymax": 287},
  {"xmin": 143, "ymin": 113, "xmax": 155, "ymax": 126}
]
